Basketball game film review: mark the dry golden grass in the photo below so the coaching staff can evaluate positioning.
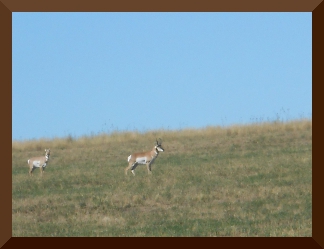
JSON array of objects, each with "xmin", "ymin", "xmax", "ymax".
[{"xmin": 12, "ymin": 119, "xmax": 312, "ymax": 236}]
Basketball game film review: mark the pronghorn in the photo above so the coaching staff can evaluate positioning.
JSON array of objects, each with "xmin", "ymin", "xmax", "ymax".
[
  {"xmin": 27, "ymin": 149, "xmax": 51, "ymax": 176},
  {"xmin": 125, "ymin": 139, "xmax": 164, "ymax": 176}
]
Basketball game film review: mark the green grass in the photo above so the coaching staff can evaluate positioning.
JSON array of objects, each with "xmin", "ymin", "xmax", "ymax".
[{"xmin": 12, "ymin": 119, "xmax": 312, "ymax": 236}]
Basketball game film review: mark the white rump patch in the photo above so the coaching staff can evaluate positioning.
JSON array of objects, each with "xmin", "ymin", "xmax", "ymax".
[
  {"xmin": 128, "ymin": 155, "xmax": 132, "ymax": 162},
  {"xmin": 135, "ymin": 157, "xmax": 147, "ymax": 164}
]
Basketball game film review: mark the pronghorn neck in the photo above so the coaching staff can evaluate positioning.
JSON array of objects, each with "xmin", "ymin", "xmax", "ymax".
[
  {"xmin": 153, "ymin": 146, "xmax": 160, "ymax": 156},
  {"xmin": 45, "ymin": 150, "xmax": 50, "ymax": 161}
]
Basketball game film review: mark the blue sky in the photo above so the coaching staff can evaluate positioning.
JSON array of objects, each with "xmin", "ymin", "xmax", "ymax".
[{"xmin": 12, "ymin": 12, "xmax": 312, "ymax": 141}]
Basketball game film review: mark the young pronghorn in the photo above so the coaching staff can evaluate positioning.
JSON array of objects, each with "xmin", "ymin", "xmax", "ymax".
[
  {"xmin": 27, "ymin": 149, "xmax": 51, "ymax": 176},
  {"xmin": 125, "ymin": 139, "xmax": 164, "ymax": 176}
]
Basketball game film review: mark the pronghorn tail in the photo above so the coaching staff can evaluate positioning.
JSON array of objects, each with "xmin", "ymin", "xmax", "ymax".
[
  {"xmin": 27, "ymin": 159, "xmax": 30, "ymax": 164},
  {"xmin": 127, "ymin": 155, "xmax": 131, "ymax": 162}
]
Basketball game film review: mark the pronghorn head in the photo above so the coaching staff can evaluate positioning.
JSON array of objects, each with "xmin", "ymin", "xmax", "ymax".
[
  {"xmin": 45, "ymin": 149, "xmax": 51, "ymax": 159},
  {"xmin": 155, "ymin": 138, "xmax": 164, "ymax": 152}
]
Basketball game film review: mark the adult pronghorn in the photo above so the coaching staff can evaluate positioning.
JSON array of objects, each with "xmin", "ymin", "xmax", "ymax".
[
  {"xmin": 125, "ymin": 139, "xmax": 164, "ymax": 176},
  {"xmin": 27, "ymin": 149, "xmax": 51, "ymax": 176}
]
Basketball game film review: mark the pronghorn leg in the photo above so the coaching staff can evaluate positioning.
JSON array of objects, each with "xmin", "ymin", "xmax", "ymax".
[
  {"xmin": 41, "ymin": 167, "xmax": 45, "ymax": 177},
  {"xmin": 29, "ymin": 167, "xmax": 35, "ymax": 176},
  {"xmin": 125, "ymin": 162, "xmax": 132, "ymax": 175},
  {"xmin": 130, "ymin": 162, "xmax": 138, "ymax": 176},
  {"xmin": 146, "ymin": 163, "xmax": 152, "ymax": 174},
  {"xmin": 125, "ymin": 162, "xmax": 137, "ymax": 175}
]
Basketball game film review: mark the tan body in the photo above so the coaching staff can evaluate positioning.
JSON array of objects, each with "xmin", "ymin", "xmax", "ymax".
[
  {"xmin": 125, "ymin": 140, "xmax": 164, "ymax": 176},
  {"xmin": 28, "ymin": 149, "xmax": 50, "ymax": 176}
]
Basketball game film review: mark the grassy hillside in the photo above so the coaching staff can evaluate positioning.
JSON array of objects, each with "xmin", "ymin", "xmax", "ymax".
[{"xmin": 12, "ymin": 119, "xmax": 312, "ymax": 236}]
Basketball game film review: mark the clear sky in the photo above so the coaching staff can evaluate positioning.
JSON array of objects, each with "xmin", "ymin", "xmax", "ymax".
[{"xmin": 12, "ymin": 12, "xmax": 312, "ymax": 141}]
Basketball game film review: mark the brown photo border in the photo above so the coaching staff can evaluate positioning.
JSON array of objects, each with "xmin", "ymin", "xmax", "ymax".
[{"xmin": 1, "ymin": 0, "xmax": 322, "ymax": 248}]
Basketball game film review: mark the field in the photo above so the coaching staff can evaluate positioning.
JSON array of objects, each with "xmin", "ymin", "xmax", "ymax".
[{"xmin": 12, "ymin": 119, "xmax": 312, "ymax": 237}]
